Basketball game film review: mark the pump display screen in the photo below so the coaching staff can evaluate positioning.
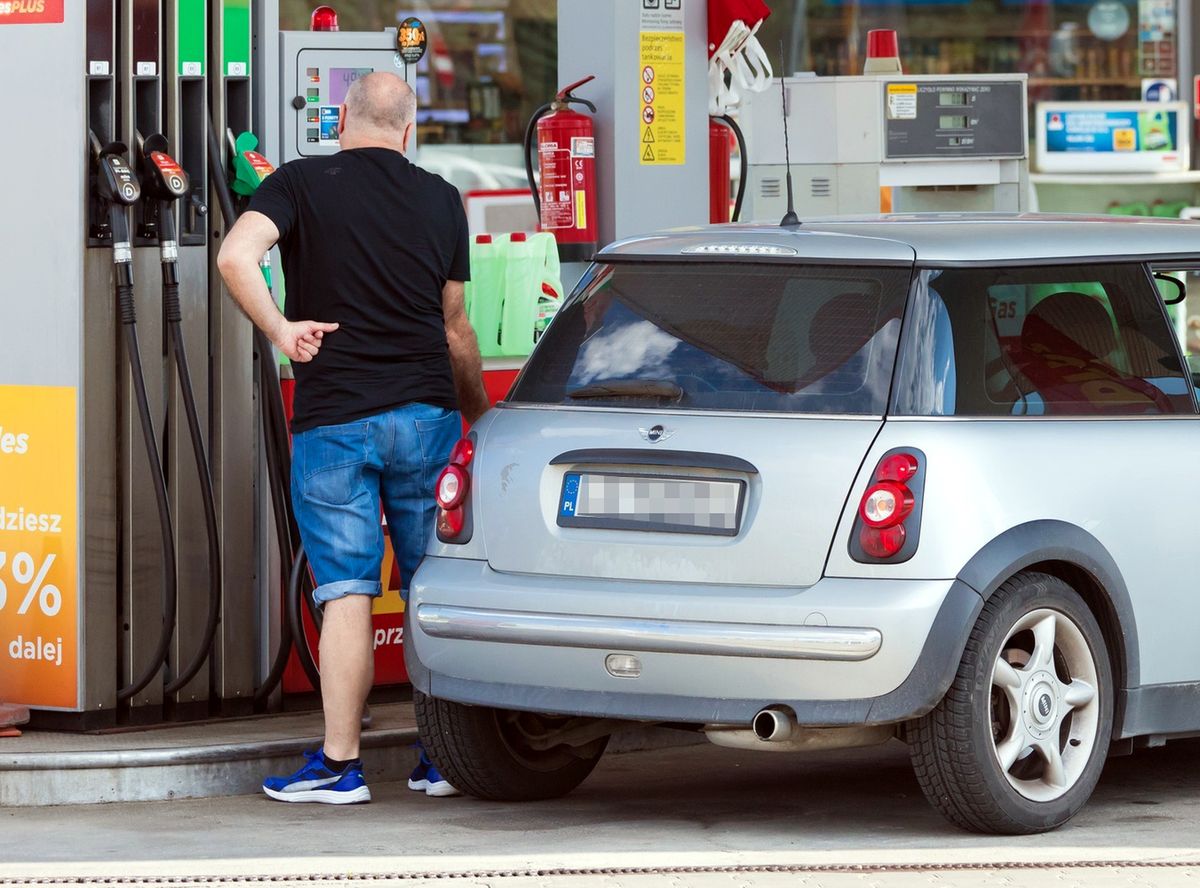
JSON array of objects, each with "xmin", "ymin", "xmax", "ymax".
[
  {"xmin": 329, "ymin": 67, "xmax": 373, "ymax": 104},
  {"xmin": 885, "ymin": 80, "xmax": 1025, "ymax": 159},
  {"xmin": 288, "ymin": 41, "xmax": 411, "ymax": 162}
]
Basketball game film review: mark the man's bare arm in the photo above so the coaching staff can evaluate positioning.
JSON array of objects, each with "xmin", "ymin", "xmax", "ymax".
[
  {"xmin": 443, "ymin": 280, "xmax": 490, "ymax": 425},
  {"xmin": 216, "ymin": 211, "xmax": 338, "ymax": 362}
]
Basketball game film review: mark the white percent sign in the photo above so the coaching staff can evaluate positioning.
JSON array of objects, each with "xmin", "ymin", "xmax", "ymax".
[{"xmin": 0, "ymin": 551, "xmax": 62, "ymax": 617}]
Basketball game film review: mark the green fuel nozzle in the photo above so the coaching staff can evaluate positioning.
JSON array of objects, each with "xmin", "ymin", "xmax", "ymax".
[{"xmin": 231, "ymin": 131, "xmax": 276, "ymax": 197}]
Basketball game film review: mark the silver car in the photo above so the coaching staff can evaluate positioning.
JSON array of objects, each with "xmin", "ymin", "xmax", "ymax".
[{"xmin": 408, "ymin": 214, "xmax": 1200, "ymax": 834}]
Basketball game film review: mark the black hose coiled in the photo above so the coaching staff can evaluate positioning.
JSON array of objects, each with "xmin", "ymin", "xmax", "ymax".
[
  {"xmin": 117, "ymin": 285, "xmax": 179, "ymax": 701},
  {"xmin": 162, "ymin": 317, "xmax": 223, "ymax": 697}
]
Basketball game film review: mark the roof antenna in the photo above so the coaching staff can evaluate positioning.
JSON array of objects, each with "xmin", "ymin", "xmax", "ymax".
[{"xmin": 778, "ymin": 43, "xmax": 800, "ymax": 228}]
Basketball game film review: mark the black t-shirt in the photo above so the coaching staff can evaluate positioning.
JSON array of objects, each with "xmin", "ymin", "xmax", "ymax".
[{"xmin": 249, "ymin": 147, "xmax": 469, "ymax": 432}]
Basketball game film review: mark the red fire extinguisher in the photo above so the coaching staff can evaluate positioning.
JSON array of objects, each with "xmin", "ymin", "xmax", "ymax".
[{"xmin": 523, "ymin": 75, "xmax": 598, "ymax": 263}]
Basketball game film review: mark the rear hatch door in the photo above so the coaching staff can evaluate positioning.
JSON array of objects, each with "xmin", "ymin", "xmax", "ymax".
[{"xmin": 480, "ymin": 251, "xmax": 915, "ymax": 588}]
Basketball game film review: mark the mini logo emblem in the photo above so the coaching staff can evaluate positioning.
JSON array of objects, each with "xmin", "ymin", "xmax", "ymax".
[
  {"xmin": 1038, "ymin": 694, "xmax": 1053, "ymax": 718},
  {"xmin": 639, "ymin": 424, "xmax": 673, "ymax": 444}
]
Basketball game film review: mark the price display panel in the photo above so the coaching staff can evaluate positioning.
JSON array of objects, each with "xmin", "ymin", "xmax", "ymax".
[{"xmin": 884, "ymin": 80, "xmax": 1026, "ymax": 159}]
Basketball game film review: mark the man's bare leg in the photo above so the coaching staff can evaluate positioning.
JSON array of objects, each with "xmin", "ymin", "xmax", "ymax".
[{"xmin": 319, "ymin": 595, "xmax": 375, "ymax": 761}]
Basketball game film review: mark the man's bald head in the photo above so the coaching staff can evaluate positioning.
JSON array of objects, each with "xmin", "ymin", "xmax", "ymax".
[{"xmin": 340, "ymin": 72, "xmax": 417, "ymax": 150}]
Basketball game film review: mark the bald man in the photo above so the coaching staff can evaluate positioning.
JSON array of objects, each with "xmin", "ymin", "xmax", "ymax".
[{"xmin": 218, "ymin": 72, "xmax": 488, "ymax": 804}]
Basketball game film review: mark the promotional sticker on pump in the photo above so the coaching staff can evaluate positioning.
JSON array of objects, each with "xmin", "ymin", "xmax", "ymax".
[
  {"xmin": 0, "ymin": 1, "xmax": 63, "ymax": 24},
  {"xmin": 0, "ymin": 385, "xmax": 78, "ymax": 710}
]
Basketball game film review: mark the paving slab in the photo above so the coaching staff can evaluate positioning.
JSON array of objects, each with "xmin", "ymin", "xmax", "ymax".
[{"xmin": 2, "ymin": 736, "xmax": 1199, "ymax": 885}]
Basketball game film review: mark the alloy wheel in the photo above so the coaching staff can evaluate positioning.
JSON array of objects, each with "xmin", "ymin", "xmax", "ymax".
[{"xmin": 988, "ymin": 608, "xmax": 1100, "ymax": 802}]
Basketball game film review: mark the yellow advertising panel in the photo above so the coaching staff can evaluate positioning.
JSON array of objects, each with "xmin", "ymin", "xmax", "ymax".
[{"xmin": 0, "ymin": 385, "xmax": 78, "ymax": 709}]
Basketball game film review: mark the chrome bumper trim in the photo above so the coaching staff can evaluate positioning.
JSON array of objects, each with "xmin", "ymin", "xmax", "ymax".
[{"xmin": 416, "ymin": 605, "xmax": 882, "ymax": 661}]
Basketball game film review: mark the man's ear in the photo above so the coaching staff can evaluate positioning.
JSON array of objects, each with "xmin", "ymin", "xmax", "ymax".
[
  {"xmin": 337, "ymin": 104, "xmax": 348, "ymax": 136},
  {"xmin": 401, "ymin": 120, "xmax": 415, "ymax": 154}
]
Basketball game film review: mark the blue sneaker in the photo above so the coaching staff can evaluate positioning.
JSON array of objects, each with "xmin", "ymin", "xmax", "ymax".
[
  {"xmin": 408, "ymin": 745, "xmax": 461, "ymax": 797},
  {"xmin": 262, "ymin": 749, "xmax": 371, "ymax": 804}
]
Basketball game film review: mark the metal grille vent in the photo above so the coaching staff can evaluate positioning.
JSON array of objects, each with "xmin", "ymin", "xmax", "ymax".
[
  {"xmin": 760, "ymin": 177, "xmax": 782, "ymax": 198},
  {"xmin": 810, "ymin": 177, "xmax": 832, "ymax": 198}
]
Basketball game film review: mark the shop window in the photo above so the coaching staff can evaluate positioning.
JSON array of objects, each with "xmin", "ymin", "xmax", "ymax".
[
  {"xmin": 756, "ymin": 0, "xmax": 1163, "ymax": 106},
  {"xmin": 280, "ymin": 1, "xmax": 557, "ymax": 149}
]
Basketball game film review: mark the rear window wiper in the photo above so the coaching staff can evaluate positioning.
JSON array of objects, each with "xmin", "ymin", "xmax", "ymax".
[{"xmin": 567, "ymin": 379, "xmax": 684, "ymax": 401}]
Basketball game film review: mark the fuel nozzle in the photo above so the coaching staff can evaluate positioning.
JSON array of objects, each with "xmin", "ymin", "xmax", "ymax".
[
  {"xmin": 91, "ymin": 135, "xmax": 140, "ymax": 263},
  {"xmin": 231, "ymin": 131, "xmax": 276, "ymax": 197},
  {"xmin": 138, "ymin": 133, "xmax": 190, "ymax": 203},
  {"xmin": 137, "ymin": 133, "xmax": 192, "ymax": 260}
]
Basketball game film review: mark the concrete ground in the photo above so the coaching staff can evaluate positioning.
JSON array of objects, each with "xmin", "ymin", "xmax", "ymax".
[{"xmin": 3, "ymin": 737, "xmax": 1200, "ymax": 886}]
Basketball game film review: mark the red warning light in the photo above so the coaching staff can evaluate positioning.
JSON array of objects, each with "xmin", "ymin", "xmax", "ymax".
[{"xmin": 311, "ymin": 6, "xmax": 339, "ymax": 31}]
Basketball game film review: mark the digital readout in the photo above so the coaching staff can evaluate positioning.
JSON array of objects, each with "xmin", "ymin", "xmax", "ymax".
[
  {"xmin": 329, "ymin": 67, "xmax": 374, "ymax": 105},
  {"xmin": 940, "ymin": 114, "xmax": 969, "ymax": 129},
  {"xmin": 940, "ymin": 92, "xmax": 968, "ymax": 105}
]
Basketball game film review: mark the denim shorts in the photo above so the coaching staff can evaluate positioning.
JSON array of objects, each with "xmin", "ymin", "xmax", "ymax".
[{"xmin": 291, "ymin": 402, "xmax": 462, "ymax": 605}]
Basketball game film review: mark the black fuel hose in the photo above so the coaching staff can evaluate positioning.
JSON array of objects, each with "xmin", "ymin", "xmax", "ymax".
[
  {"xmin": 287, "ymin": 545, "xmax": 322, "ymax": 691},
  {"xmin": 116, "ymin": 268, "xmax": 180, "ymax": 701},
  {"xmin": 252, "ymin": 335, "xmax": 299, "ymax": 703},
  {"xmin": 715, "ymin": 114, "xmax": 748, "ymax": 223},
  {"xmin": 158, "ymin": 221, "xmax": 223, "ymax": 697},
  {"xmin": 205, "ymin": 113, "xmax": 322, "ymax": 700}
]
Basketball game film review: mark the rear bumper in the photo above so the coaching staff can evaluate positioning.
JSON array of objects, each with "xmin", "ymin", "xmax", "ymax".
[
  {"xmin": 406, "ymin": 558, "xmax": 983, "ymax": 727},
  {"xmin": 418, "ymin": 605, "xmax": 882, "ymax": 661}
]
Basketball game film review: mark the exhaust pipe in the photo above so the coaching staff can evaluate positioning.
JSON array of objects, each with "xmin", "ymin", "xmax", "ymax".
[{"xmin": 752, "ymin": 708, "xmax": 795, "ymax": 742}]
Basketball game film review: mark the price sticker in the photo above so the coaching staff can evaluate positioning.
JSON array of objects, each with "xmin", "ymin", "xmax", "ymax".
[{"xmin": 396, "ymin": 16, "xmax": 428, "ymax": 65}]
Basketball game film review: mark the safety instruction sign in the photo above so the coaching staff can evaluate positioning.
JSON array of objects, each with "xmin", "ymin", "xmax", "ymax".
[
  {"xmin": 886, "ymin": 83, "xmax": 918, "ymax": 120},
  {"xmin": 639, "ymin": 2, "xmax": 685, "ymax": 165},
  {"xmin": 0, "ymin": 1, "xmax": 64, "ymax": 24},
  {"xmin": 0, "ymin": 385, "xmax": 78, "ymax": 709}
]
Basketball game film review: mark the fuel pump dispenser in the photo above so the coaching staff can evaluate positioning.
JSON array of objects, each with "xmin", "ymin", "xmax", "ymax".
[
  {"xmin": 119, "ymin": 0, "xmax": 172, "ymax": 723},
  {"xmin": 136, "ymin": 137, "xmax": 223, "ymax": 701},
  {"xmin": 91, "ymin": 138, "xmax": 179, "ymax": 707},
  {"xmin": 164, "ymin": 0, "xmax": 220, "ymax": 715},
  {"xmin": 208, "ymin": 0, "xmax": 260, "ymax": 715}
]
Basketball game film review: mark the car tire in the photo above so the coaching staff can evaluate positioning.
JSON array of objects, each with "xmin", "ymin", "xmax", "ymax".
[
  {"xmin": 414, "ymin": 690, "xmax": 609, "ymax": 801},
  {"xmin": 907, "ymin": 571, "xmax": 1114, "ymax": 834}
]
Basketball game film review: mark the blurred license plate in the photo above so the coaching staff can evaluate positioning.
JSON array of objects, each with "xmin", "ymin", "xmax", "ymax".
[{"xmin": 557, "ymin": 472, "xmax": 744, "ymax": 536}]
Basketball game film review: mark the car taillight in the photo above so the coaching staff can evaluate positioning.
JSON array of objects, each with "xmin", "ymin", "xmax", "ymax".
[
  {"xmin": 436, "ymin": 464, "xmax": 469, "ymax": 510},
  {"xmin": 436, "ymin": 437, "xmax": 474, "ymax": 543},
  {"xmin": 853, "ymin": 450, "xmax": 923, "ymax": 562}
]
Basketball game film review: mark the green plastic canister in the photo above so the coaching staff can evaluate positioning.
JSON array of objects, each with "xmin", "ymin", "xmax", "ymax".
[
  {"xmin": 530, "ymin": 232, "xmax": 564, "ymax": 339},
  {"xmin": 466, "ymin": 234, "xmax": 504, "ymax": 357},
  {"xmin": 499, "ymin": 232, "xmax": 538, "ymax": 356}
]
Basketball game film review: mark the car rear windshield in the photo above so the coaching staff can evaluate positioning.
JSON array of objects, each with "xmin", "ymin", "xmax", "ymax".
[
  {"xmin": 508, "ymin": 261, "xmax": 912, "ymax": 415},
  {"xmin": 892, "ymin": 263, "xmax": 1194, "ymax": 416}
]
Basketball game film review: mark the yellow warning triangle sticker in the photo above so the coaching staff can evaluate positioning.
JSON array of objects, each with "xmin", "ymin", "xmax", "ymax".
[
  {"xmin": 642, "ymin": 127, "xmax": 655, "ymax": 143},
  {"xmin": 642, "ymin": 144, "xmax": 656, "ymax": 161}
]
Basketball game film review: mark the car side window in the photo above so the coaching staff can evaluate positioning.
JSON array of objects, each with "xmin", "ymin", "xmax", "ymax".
[
  {"xmin": 893, "ymin": 264, "xmax": 1193, "ymax": 416},
  {"xmin": 1151, "ymin": 267, "xmax": 1200, "ymax": 392}
]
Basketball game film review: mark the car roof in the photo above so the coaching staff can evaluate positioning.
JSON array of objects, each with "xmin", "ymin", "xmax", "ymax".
[{"xmin": 598, "ymin": 213, "xmax": 1200, "ymax": 265}]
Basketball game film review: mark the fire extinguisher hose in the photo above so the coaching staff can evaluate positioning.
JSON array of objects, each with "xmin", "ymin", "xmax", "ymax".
[
  {"xmin": 523, "ymin": 102, "xmax": 554, "ymax": 218},
  {"xmin": 715, "ymin": 114, "xmax": 748, "ymax": 223}
]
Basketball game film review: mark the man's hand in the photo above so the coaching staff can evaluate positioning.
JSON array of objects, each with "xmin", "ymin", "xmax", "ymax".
[
  {"xmin": 271, "ymin": 319, "xmax": 340, "ymax": 363},
  {"xmin": 443, "ymin": 280, "xmax": 490, "ymax": 425}
]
